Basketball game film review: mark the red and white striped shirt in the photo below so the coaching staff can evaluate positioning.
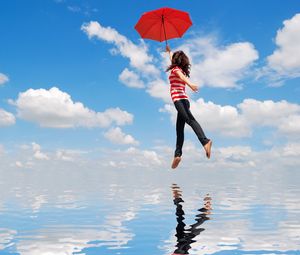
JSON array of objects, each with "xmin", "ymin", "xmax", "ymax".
[{"xmin": 169, "ymin": 66, "xmax": 188, "ymax": 102}]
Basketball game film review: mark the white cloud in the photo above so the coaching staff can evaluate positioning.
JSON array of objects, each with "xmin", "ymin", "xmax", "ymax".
[
  {"xmin": 118, "ymin": 68, "xmax": 145, "ymax": 88},
  {"xmin": 218, "ymin": 145, "xmax": 252, "ymax": 158},
  {"xmin": 102, "ymin": 107, "xmax": 134, "ymax": 126},
  {"xmin": 56, "ymin": 149, "xmax": 87, "ymax": 161},
  {"xmin": 15, "ymin": 161, "xmax": 23, "ymax": 168},
  {"xmin": 34, "ymin": 151, "xmax": 49, "ymax": 160},
  {"xmin": 142, "ymin": 149, "xmax": 162, "ymax": 165},
  {"xmin": 190, "ymin": 98, "xmax": 250, "ymax": 137},
  {"xmin": 146, "ymin": 79, "xmax": 171, "ymax": 103},
  {"xmin": 81, "ymin": 21, "xmax": 174, "ymax": 102},
  {"xmin": 239, "ymin": 99, "xmax": 300, "ymax": 137},
  {"xmin": 2, "ymin": 138, "xmax": 300, "ymax": 174},
  {"xmin": 267, "ymin": 13, "xmax": 300, "ymax": 78},
  {"xmin": 282, "ymin": 142, "xmax": 300, "ymax": 156},
  {"xmin": 56, "ymin": 150, "xmax": 75, "ymax": 161},
  {"xmin": 162, "ymin": 98, "xmax": 300, "ymax": 139},
  {"xmin": 12, "ymin": 87, "xmax": 133, "ymax": 128},
  {"xmin": 0, "ymin": 144, "xmax": 4, "ymax": 155},
  {"xmin": 278, "ymin": 115, "xmax": 300, "ymax": 135},
  {"xmin": 0, "ymin": 109, "xmax": 16, "ymax": 126},
  {"xmin": 67, "ymin": 5, "xmax": 81, "ymax": 12},
  {"xmin": 32, "ymin": 142, "xmax": 41, "ymax": 152},
  {"xmin": 2, "ymin": 141, "xmax": 299, "ymax": 175},
  {"xmin": 32, "ymin": 142, "xmax": 49, "ymax": 160},
  {"xmin": 81, "ymin": 21, "xmax": 159, "ymax": 75},
  {"xmin": 101, "ymin": 147, "xmax": 163, "ymax": 169},
  {"xmin": 238, "ymin": 99, "xmax": 300, "ymax": 125},
  {"xmin": 104, "ymin": 127, "xmax": 139, "ymax": 145},
  {"xmin": 0, "ymin": 73, "xmax": 9, "ymax": 85},
  {"xmin": 179, "ymin": 36, "xmax": 259, "ymax": 88},
  {"xmin": 161, "ymin": 98, "xmax": 250, "ymax": 137}
]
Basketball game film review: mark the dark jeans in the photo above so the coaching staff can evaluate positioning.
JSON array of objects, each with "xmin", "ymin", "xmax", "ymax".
[{"xmin": 174, "ymin": 99, "xmax": 209, "ymax": 157}]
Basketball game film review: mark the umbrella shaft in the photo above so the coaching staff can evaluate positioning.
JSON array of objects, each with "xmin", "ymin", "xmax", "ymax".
[{"xmin": 162, "ymin": 15, "xmax": 168, "ymax": 46}]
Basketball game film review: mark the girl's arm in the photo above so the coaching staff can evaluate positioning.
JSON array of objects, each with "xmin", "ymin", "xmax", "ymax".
[
  {"xmin": 174, "ymin": 70, "xmax": 198, "ymax": 92},
  {"xmin": 166, "ymin": 45, "xmax": 173, "ymax": 62}
]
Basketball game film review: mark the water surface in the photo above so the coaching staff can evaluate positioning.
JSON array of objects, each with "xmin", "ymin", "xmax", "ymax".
[{"xmin": 0, "ymin": 166, "xmax": 299, "ymax": 255}]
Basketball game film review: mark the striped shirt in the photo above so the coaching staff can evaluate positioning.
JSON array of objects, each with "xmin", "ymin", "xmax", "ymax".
[{"xmin": 169, "ymin": 66, "xmax": 188, "ymax": 102}]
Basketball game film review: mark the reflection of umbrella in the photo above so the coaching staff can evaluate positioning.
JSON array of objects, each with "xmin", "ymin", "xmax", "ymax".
[{"xmin": 134, "ymin": 7, "xmax": 192, "ymax": 46}]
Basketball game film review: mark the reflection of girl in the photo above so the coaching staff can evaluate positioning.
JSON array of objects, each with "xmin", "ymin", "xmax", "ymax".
[
  {"xmin": 171, "ymin": 185, "xmax": 212, "ymax": 255},
  {"xmin": 166, "ymin": 46, "xmax": 212, "ymax": 169}
]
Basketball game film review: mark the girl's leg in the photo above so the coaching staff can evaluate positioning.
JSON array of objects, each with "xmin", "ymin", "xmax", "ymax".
[
  {"xmin": 175, "ymin": 100, "xmax": 210, "ymax": 146},
  {"xmin": 175, "ymin": 112, "xmax": 185, "ymax": 157}
]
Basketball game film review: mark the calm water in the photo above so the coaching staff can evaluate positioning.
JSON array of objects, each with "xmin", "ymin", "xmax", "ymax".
[{"xmin": 0, "ymin": 165, "xmax": 299, "ymax": 255}]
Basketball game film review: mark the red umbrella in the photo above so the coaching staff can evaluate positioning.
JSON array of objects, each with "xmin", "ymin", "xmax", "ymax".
[{"xmin": 134, "ymin": 7, "xmax": 192, "ymax": 45}]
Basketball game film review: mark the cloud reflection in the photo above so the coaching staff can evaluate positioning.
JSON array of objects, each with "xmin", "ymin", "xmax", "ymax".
[
  {"xmin": 0, "ymin": 163, "xmax": 299, "ymax": 254},
  {"xmin": 0, "ymin": 229, "xmax": 16, "ymax": 250}
]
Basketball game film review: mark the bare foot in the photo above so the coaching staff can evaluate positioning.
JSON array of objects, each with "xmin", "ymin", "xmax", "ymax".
[
  {"xmin": 171, "ymin": 156, "xmax": 181, "ymax": 169},
  {"xmin": 204, "ymin": 140, "xmax": 212, "ymax": 159}
]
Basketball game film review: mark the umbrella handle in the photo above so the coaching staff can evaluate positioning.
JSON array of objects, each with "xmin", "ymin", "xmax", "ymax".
[{"xmin": 162, "ymin": 15, "xmax": 168, "ymax": 47}]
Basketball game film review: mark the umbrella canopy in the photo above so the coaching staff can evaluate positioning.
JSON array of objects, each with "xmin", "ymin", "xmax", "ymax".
[{"xmin": 134, "ymin": 7, "xmax": 192, "ymax": 44}]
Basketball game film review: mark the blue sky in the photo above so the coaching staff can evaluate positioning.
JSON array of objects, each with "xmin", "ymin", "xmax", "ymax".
[{"xmin": 0, "ymin": 0, "xmax": 300, "ymax": 169}]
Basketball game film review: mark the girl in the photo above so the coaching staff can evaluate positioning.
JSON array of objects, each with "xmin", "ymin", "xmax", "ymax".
[{"xmin": 166, "ymin": 46, "xmax": 212, "ymax": 169}]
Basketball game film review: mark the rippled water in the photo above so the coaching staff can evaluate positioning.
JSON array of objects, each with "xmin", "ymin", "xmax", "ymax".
[{"xmin": 0, "ymin": 166, "xmax": 299, "ymax": 255}]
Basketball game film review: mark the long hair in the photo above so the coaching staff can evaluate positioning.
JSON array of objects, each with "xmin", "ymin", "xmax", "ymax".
[{"xmin": 166, "ymin": 50, "xmax": 191, "ymax": 77}]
